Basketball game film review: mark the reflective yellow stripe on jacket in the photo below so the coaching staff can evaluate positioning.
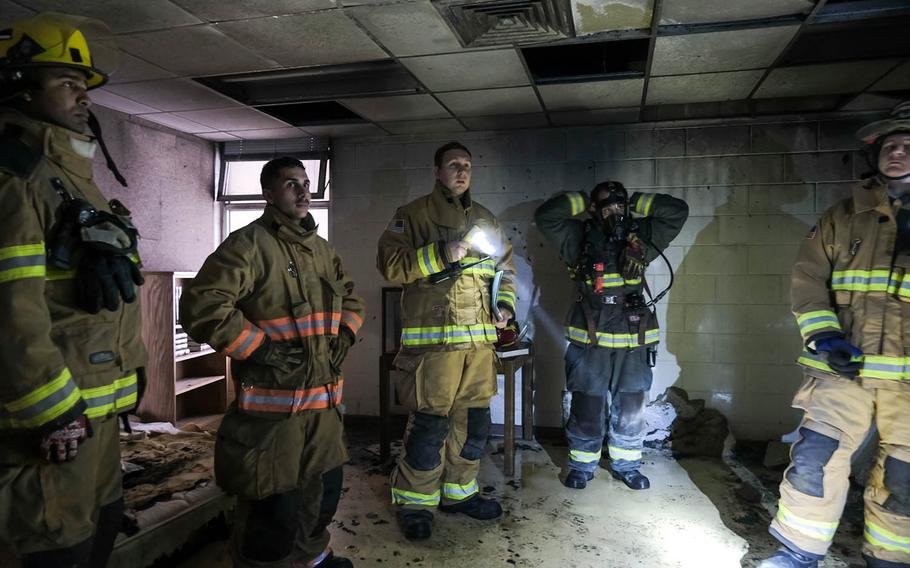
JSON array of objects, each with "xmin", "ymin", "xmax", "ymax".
[
  {"xmin": 82, "ymin": 372, "xmax": 139, "ymax": 419},
  {"xmin": 417, "ymin": 242, "xmax": 445, "ymax": 277},
  {"xmin": 831, "ymin": 269, "xmax": 910, "ymax": 297},
  {"xmin": 798, "ymin": 351, "xmax": 910, "ymax": 381},
  {"xmin": 401, "ymin": 323, "xmax": 498, "ymax": 347},
  {"xmin": 0, "ymin": 367, "xmax": 81, "ymax": 429},
  {"xmin": 0, "ymin": 242, "xmax": 46, "ymax": 283},
  {"xmin": 565, "ymin": 326, "xmax": 659, "ymax": 348},
  {"xmin": 795, "ymin": 309, "xmax": 842, "ymax": 340}
]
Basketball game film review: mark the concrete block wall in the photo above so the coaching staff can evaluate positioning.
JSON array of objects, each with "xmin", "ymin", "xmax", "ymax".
[
  {"xmin": 331, "ymin": 114, "xmax": 869, "ymax": 441},
  {"xmin": 92, "ymin": 106, "xmax": 217, "ymax": 272}
]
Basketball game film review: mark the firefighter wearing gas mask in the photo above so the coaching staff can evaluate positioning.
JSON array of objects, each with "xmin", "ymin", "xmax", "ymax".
[
  {"xmin": 535, "ymin": 182, "xmax": 687, "ymax": 491},
  {"xmin": 758, "ymin": 104, "xmax": 910, "ymax": 568},
  {"xmin": 0, "ymin": 13, "xmax": 147, "ymax": 567}
]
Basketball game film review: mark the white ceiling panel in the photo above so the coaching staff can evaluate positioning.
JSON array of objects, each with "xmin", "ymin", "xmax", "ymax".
[
  {"xmin": 0, "ymin": 0, "xmax": 35, "ymax": 21},
  {"xmin": 105, "ymin": 79, "xmax": 240, "ymax": 112},
  {"xmin": 461, "ymin": 113, "xmax": 549, "ymax": 131},
  {"xmin": 652, "ymin": 26, "xmax": 797, "ymax": 75},
  {"xmin": 197, "ymin": 131, "xmax": 240, "ymax": 141},
  {"xmin": 550, "ymin": 108, "xmax": 639, "ymax": 126},
  {"xmin": 871, "ymin": 60, "xmax": 910, "ymax": 92},
  {"xmin": 173, "ymin": 107, "xmax": 290, "ymax": 131},
  {"xmin": 216, "ymin": 12, "xmax": 387, "ymax": 68},
  {"xmin": 401, "ymin": 50, "xmax": 530, "ymax": 91},
  {"xmin": 107, "ymin": 51, "xmax": 175, "ymax": 85},
  {"xmin": 648, "ymin": 70, "xmax": 763, "ymax": 105},
  {"xmin": 339, "ymin": 95, "xmax": 450, "ymax": 122},
  {"xmin": 173, "ymin": 0, "xmax": 333, "ymax": 21},
  {"xmin": 573, "ymin": 0, "xmax": 654, "ymax": 35},
  {"xmin": 89, "ymin": 88, "xmax": 159, "ymax": 115},
  {"xmin": 660, "ymin": 0, "xmax": 812, "ymax": 25},
  {"xmin": 754, "ymin": 60, "xmax": 901, "ymax": 99},
  {"xmin": 437, "ymin": 87, "xmax": 542, "ymax": 117},
  {"xmin": 539, "ymin": 79, "xmax": 643, "ymax": 110},
  {"xmin": 138, "ymin": 113, "xmax": 215, "ymax": 134},
  {"xmin": 117, "ymin": 26, "xmax": 279, "ymax": 76},
  {"xmin": 349, "ymin": 1, "xmax": 462, "ymax": 57},
  {"xmin": 379, "ymin": 119, "xmax": 466, "ymax": 135},
  {"xmin": 16, "ymin": 0, "xmax": 202, "ymax": 33},
  {"xmin": 226, "ymin": 127, "xmax": 310, "ymax": 140},
  {"xmin": 301, "ymin": 123, "xmax": 388, "ymax": 137}
]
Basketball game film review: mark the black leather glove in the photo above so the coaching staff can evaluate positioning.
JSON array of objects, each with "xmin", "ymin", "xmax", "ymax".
[
  {"xmin": 248, "ymin": 337, "xmax": 305, "ymax": 374},
  {"xmin": 77, "ymin": 252, "xmax": 144, "ymax": 314},
  {"xmin": 330, "ymin": 329, "xmax": 356, "ymax": 375}
]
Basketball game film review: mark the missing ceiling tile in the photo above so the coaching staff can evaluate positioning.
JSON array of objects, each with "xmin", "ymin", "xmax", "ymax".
[{"xmin": 522, "ymin": 38, "xmax": 648, "ymax": 83}]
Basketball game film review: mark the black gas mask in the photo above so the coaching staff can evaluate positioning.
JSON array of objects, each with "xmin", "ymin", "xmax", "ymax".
[{"xmin": 590, "ymin": 181, "xmax": 632, "ymax": 242}]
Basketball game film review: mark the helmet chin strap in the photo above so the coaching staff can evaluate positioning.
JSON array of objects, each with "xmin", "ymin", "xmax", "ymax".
[{"xmin": 87, "ymin": 110, "xmax": 128, "ymax": 187}]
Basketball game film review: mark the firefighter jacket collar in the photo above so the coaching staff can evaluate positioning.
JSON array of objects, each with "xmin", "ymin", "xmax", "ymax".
[
  {"xmin": 853, "ymin": 178, "xmax": 893, "ymax": 216},
  {"xmin": 0, "ymin": 108, "xmax": 96, "ymax": 181},
  {"xmin": 261, "ymin": 204, "xmax": 317, "ymax": 246},
  {"xmin": 429, "ymin": 180, "xmax": 473, "ymax": 229}
]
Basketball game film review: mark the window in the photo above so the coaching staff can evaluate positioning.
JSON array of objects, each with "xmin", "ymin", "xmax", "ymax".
[{"xmin": 217, "ymin": 137, "xmax": 332, "ymax": 242}]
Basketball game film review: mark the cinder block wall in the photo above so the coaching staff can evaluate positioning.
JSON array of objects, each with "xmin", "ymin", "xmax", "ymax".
[
  {"xmin": 332, "ymin": 114, "xmax": 872, "ymax": 441},
  {"xmin": 92, "ymin": 106, "xmax": 217, "ymax": 272}
]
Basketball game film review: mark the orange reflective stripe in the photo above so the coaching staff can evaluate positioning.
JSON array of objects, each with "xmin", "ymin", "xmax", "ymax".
[
  {"xmin": 238, "ymin": 380, "xmax": 344, "ymax": 414},
  {"xmin": 341, "ymin": 310, "xmax": 364, "ymax": 335},
  {"xmin": 224, "ymin": 320, "xmax": 266, "ymax": 360},
  {"xmin": 257, "ymin": 312, "xmax": 342, "ymax": 340}
]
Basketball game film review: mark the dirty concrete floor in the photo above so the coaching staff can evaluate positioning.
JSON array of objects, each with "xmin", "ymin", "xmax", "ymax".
[{"xmin": 172, "ymin": 431, "xmax": 849, "ymax": 568}]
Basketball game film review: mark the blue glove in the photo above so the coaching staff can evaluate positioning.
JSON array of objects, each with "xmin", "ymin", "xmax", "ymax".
[{"xmin": 815, "ymin": 337, "xmax": 863, "ymax": 378}]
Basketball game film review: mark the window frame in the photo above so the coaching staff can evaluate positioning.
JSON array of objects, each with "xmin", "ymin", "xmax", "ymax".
[{"xmin": 216, "ymin": 151, "xmax": 330, "ymax": 202}]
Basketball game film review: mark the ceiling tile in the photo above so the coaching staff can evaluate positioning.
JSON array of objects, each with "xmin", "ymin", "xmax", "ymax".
[
  {"xmin": 0, "ymin": 0, "xmax": 35, "ymax": 20},
  {"xmin": 652, "ymin": 26, "xmax": 797, "ymax": 75},
  {"xmin": 105, "ymin": 79, "xmax": 241, "ymax": 112},
  {"xmin": 107, "ymin": 51, "xmax": 175, "ymax": 85},
  {"xmin": 216, "ymin": 12, "xmax": 387, "ymax": 68},
  {"xmin": 339, "ymin": 95, "xmax": 450, "ymax": 121},
  {"xmin": 173, "ymin": 0, "xmax": 333, "ymax": 21},
  {"xmin": 89, "ymin": 88, "xmax": 160, "ymax": 115},
  {"xmin": 401, "ymin": 50, "xmax": 530, "ymax": 91},
  {"xmin": 349, "ymin": 1, "xmax": 463, "ymax": 57},
  {"xmin": 226, "ymin": 127, "xmax": 310, "ymax": 140},
  {"xmin": 378, "ymin": 119, "xmax": 465, "ymax": 135},
  {"xmin": 461, "ymin": 113, "xmax": 549, "ymax": 131},
  {"xmin": 871, "ymin": 60, "xmax": 910, "ymax": 92},
  {"xmin": 842, "ymin": 93, "xmax": 907, "ymax": 112},
  {"xmin": 137, "ymin": 113, "xmax": 215, "ymax": 134},
  {"xmin": 660, "ymin": 0, "xmax": 812, "ymax": 25},
  {"xmin": 648, "ymin": 71, "xmax": 763, "ymax": 105},
  {"xmin": 573, "ymin": 0, "xmax": 654, "ymax": 35},
  {"xmin": 173, "ymin": 107, "xmax": 290, "ymax": 131},
  {"xmin": 754, "ymin": 59, "xmax": 901, "ymax": 99},
  {"xmin": 539, "ymin": 79, "xmax": 643, "ymax": 110},
  {"xmin": 549, "ymin": 108, "xmax": 639, "ymax": 126},
  {"xmin": 196, "ymin": 131, "xmax": 240, "ymax": 141},
  {"xmin": 301, "ymin": 123, "xmax": 388, "ymax": 137},
  {"xmin": 16, "ymin": 0, "xmax": 202, "ymax": 33},
  {"xmin": 437, "ymin": 87, "xmax": 542, "ymax": 117},
  {"xmin": 117, "ymin": 25, "xmax": 279, "ymax": 76}
]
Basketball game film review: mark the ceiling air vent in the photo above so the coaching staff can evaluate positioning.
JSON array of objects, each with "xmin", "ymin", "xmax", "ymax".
[{"xmin": 433, "ymin": 0, "xmax": 575, "ymax": 47}]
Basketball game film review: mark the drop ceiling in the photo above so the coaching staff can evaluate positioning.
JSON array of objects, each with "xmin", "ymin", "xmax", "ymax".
[{"xmin": 5, "ymin": 0, "xmax": 909, "ymax": 140}]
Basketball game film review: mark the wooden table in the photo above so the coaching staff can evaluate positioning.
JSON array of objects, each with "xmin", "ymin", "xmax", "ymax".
[{"xmin": 378, "ymin": 345, "xmax": 535, "ymax": 477}]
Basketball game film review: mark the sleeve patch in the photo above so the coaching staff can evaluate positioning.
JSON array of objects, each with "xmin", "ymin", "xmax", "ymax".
[{"xmin": 387, "ymin": 218, "xmax": 405, "ymax": 234}]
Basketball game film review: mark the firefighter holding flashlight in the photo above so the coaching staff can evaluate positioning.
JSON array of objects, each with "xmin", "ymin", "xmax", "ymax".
[
  {"xmin": 536, "ymin": 182, "xmax": 688, "ymax": 491},
  {"xmin": 377, "ymin": 141, "xmax": 517, "ymax": 541}
]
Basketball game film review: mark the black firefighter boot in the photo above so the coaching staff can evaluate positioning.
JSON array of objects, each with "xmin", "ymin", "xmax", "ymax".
[
  {"xmin": 310, "ymin": 551, "xmax": 355, "ymax": 567},
  {"xmin": 439, "ymin": 495, "xmax": 503, "ymax": 520},
  {"xmin": 562, "ymin": 469, "xmax": 594, "ymax": 489},
  {"xmin": 397, "ymin": 509, "xmax": 434, "ymax": 541},
  {"xmin": 610, "ymin": 469, "xmax": 650, "ymax": 490}
]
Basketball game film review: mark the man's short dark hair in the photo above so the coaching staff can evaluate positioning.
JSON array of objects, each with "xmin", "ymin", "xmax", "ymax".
[
  {"xmin": 434, "ymin": 142, "xmax": 471, "ymax": 168},
  {"xmin": 260, "ymin": 156, "xmax": 305, "ymax": 190}
]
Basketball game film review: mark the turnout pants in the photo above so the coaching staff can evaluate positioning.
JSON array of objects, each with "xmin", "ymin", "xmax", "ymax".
[
  {"xmin": 564, "ymin": 343, "xmax": 652, "ymax": 474},
  {"xmin": 770, "ymin": 372, "xmax": 910, "ymax": 565},
  {"xmin": 390, "ymin": 346, "xmax": 497, "ymax": 511},
  {"xmin": 0, "ymin": 415, "xmax": 124, "ymax": 568},
  {"xmin": 215, "ymin": 406, "xmax": 348, "ymax": 568}
]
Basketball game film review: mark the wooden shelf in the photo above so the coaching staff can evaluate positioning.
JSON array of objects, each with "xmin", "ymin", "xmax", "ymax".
[
  {"xmin": 176, "ymin": 375, "xmax": 225, "ymax": 396},
  {"xmin": 175, "ymin": 348, "xmax": 216, "ymax": 362}
]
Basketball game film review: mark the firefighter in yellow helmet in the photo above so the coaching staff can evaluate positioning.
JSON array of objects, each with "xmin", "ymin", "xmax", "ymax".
[
  {"xmin": 759, "ymin": 101, "xmax": 910, "ymax": 568},
  {"xmin": 377, "ymin": 142, "xmax": 518, "ymax": 540},
  {"xmin": 0, "ymin": 12, "xmax": 146, "ymax": 568}
]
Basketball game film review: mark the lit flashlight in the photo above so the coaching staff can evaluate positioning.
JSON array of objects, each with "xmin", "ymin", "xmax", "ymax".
[{"xmin": 465, "ymin": 226, "xmax": 497, "ymax": 256}]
